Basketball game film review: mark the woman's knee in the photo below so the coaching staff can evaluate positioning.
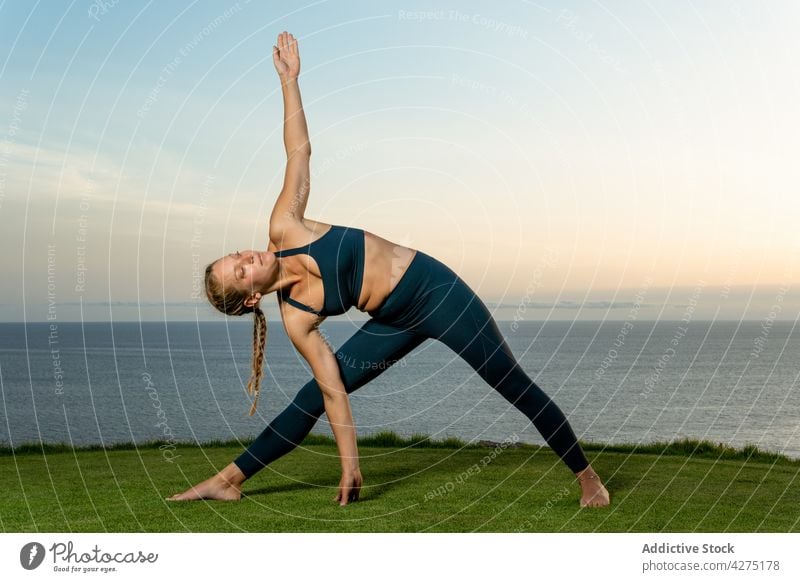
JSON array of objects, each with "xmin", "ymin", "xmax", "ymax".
[{"xmin": 289, "ymin": 378, "xmax": 325, "ymax": 417}]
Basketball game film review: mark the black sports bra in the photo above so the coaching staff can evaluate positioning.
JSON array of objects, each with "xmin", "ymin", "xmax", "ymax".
[{"xmin": 274, "ymin": 224, "xmax": 366, "ymax": 317}]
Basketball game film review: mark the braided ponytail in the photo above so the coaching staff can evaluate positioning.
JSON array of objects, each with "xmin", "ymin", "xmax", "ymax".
[
  {"xmin": 246, "ymin": 306, "xmax": 267, "ymax": 416},
  {"xmin": 205, "ymin": 261, "xmax": 268, "ymax": 415}
]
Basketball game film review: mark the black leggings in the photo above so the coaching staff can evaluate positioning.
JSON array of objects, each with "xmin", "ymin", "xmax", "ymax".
[{"xmin": 233, "ymin": 250, "xmax": 590, "ymax": 478}]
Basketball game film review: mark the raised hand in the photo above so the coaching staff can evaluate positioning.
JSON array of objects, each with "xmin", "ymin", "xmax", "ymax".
[{"xmin": 273, "ymin": 31, "xmax": 300, "ymax": 80}]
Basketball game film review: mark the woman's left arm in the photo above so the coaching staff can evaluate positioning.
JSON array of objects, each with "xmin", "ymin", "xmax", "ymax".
[{"xmin": 270, "ymin": 31, "xmax": 312, "ymax": 239}]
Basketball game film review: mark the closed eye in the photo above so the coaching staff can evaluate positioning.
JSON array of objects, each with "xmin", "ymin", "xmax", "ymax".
[{"xmin": 230, "ymin": 251, "xmax": 244, "ymax": 278}]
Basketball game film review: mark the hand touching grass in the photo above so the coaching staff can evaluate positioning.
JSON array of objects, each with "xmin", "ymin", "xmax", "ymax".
[{"xmin": 334, "ymin": 467, "xmax": 363, "ymax": 506}]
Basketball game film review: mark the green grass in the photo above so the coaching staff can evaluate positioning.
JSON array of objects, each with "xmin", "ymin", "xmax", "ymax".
[{"xmin": 2, "ymin": 432, "xmax": 798, "ymax": 532}]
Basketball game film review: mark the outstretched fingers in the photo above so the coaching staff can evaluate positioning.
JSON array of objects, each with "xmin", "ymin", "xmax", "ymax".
[
  {"xmin": 338, "ymin": 484, "xmax": 350, "ymax": 506},
  {"xmin": 277, "ymin": 31, "xmax": 294, "ymax": 52},
  {"xmin": 334, "ymin": 482, "xmax": 361, "ymax": 506}
]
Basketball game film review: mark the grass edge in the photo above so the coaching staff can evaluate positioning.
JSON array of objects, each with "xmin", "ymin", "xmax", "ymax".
[{"xmin": 1, "ymin": 431, "xmax": 796, "ymax": 466}]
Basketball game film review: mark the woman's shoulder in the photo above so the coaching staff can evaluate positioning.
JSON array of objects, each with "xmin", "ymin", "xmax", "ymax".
[{"xmin": 269, "ymin": 217, "xmax": 334, "ymax": 251}]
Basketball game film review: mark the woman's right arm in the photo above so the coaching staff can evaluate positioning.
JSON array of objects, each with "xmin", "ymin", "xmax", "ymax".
[
  {"xmin": 281, "ymin": 307, "xmax": 362, "ymax": 506},
  {"xmin": 270, "ymin": 31, "xmax": 313, "ymax": 240}
]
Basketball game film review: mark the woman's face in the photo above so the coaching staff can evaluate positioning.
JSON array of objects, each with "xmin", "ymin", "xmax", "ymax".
[{"xmin": 213, "ymin": 250, "xmax": 279, "ymax": 302}]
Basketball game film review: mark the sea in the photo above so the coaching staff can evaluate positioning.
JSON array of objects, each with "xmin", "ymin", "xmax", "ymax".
[{"xmin": 1, "ymin": 321, "xmax": 798, "ymax": 459}]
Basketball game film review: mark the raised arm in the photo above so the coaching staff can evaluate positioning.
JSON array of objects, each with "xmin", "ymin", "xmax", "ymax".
[
  {"xmin": 282, "ymin": 308, "xmax": 362, "ymax": 505},
  {"xmin": 269, "ymin": 31, "xmax": 312, "ymax": 240}
]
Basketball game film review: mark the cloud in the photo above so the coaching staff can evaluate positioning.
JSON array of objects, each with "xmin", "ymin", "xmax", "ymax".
[{"xmin": 4, "ymin": 141, "xmax": 253, "ymax": 225}]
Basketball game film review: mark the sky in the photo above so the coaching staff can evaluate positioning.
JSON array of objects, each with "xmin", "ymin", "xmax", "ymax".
[{"xmin": 1, "ymin": 0, "xmax": 799, "ymax": 322}]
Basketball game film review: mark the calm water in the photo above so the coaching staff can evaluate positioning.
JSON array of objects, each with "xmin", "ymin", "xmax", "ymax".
[{"xmin": 1, "ymin": 321, "xmax": 798, "ymax": 459}]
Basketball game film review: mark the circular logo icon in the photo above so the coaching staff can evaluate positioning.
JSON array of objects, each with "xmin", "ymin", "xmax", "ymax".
[{"xmin": 20, "ymin": 542, "xmax": 46, "ymax": 570}]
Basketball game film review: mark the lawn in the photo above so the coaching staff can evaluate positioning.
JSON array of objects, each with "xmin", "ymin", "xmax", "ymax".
[{"xmin": 2, "ymin": 433, "xmax": 798, "ymax": 532}]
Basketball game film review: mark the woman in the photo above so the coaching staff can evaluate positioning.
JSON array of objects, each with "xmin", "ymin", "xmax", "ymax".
[{"xmin": 167, "ymin": 32, "xmax": 610, "ymax": 509}]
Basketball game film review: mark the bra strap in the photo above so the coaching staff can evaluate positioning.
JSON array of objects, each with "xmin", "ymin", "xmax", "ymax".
[
  {"xmin": 277, "ymin": 290, "xmax": 323, "ymax": 315},
  {"xmin": 273, "ymin": 247, "xmax": 306, "ymax": 257}
]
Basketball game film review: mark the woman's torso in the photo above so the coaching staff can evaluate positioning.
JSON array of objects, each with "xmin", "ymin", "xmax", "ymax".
[{"xmin": 268, "ymin": 218, "xmax": 417, "ymax": 317}]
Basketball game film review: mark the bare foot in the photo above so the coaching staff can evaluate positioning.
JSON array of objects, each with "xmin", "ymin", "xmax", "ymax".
[
  {"xmin": 166, "ymin": 463, "xmax": 245, "ymax": 502},
  {"xmin": 575, "ymin": 466, "xmax": 610, "ymax": 508}
]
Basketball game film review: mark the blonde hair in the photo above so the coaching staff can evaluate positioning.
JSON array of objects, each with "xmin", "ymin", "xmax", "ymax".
[{"xmin": 204, "ymin": 260, "xmax": 267, "ymax": 416}]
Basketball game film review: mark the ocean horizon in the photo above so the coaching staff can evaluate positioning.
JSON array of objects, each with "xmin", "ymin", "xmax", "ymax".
[{"xmin": 1, "ymin": 320, "xmax": 798, "ymax": 460}]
